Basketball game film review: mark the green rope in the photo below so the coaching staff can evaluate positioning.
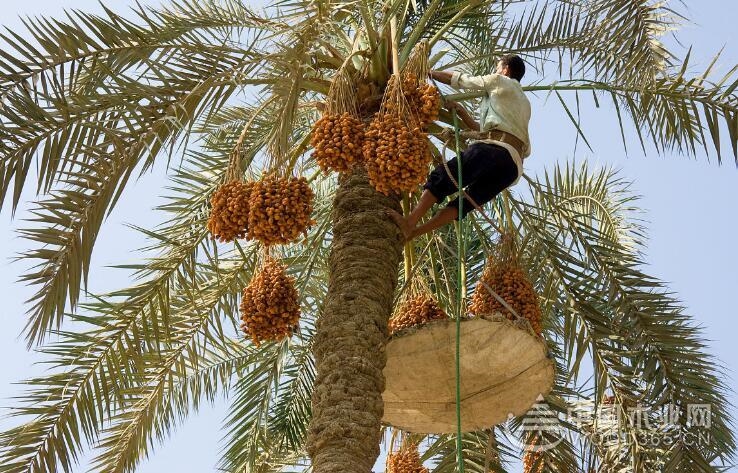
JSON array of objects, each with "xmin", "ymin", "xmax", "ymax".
[
  {"xmin": 429, "ymin": 74, "xmax": 468, "ymax": 472},
  {"xmin": 450, "ymin": 109, "xmax": 466, "ymax": 473}
]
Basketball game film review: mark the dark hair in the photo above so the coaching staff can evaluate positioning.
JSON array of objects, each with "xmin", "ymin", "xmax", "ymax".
[{"xmin": 500, "ymin": 54, "xmax": 525, "ymax": 81}]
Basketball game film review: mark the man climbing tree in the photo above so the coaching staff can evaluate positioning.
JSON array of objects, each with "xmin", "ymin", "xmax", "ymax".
[{"xmin": 391, "ymin": 54, "xmax": 531, "ymax": 241}]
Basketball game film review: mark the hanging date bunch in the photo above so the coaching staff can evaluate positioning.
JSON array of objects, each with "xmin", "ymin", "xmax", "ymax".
[
  {"xmin": 387, "ymin": 443, "xmax": 428, "ymax": 473},
  {"xmin": 310, "ymin": 68, "xmax": 365, "ymax": 173},
  {"xmin": 247, "ymin": 173, "xmax": 315, "ymax": 246},
  {"xmin": 469, "ymin": 234, "xmax": 544, "ymax": 335},
  {"xmin": 240, "ymin": 255, "xmax": 301, "ymax": 346},
  {"xmin": 389, "ymin": 291, "xmax": 447, "ymax": 335},
  {"xmin": 402, "ymin": 41, "xmax": 441, "ymax": 128},
  {"xmin": 363, "ymin": 75, "xmax": 432, "ymax": 195},
  {"xmin": 402, "ymin": 73, "xmax": 441, "ymax": 128},
  {"xmin": 206, "ymin": 148, "xmax": 253, "ymax": 242}
]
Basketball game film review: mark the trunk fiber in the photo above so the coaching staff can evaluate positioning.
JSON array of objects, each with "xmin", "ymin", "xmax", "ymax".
[{"xmin": 306, "ymin": 167, "xmax": 403, "ymax": 472}]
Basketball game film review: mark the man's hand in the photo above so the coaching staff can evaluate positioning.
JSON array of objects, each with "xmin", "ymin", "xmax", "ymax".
[
  {"xmin": 444, "ymin": 100, "xmax": 463, "ymax": 113},
  {"xmin": 443, "ymin": 100, "xmax": 480, "ymax": 131},
  {"xmin": 437, "ymin": 127, "xmax": 456, "ymax": 145}
]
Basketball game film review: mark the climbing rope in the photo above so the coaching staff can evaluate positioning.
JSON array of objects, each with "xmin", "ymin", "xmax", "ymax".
[
  {"xmin": 428, "ymin": 72, "xmax": 468, "ymax": 472},
  {"xmin": 450, "ymin": 107, "xmax": 466, "ymax": 473}
]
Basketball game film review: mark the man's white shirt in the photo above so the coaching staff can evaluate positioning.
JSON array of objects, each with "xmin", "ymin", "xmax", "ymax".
[{"xmin": 449, "ymin": 71, "xmax": 532, "ymax": 183}]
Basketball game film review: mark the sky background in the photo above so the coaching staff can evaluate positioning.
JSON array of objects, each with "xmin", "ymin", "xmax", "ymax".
[{"xmin": 0, "ymin": 1, "xmax": 736, "ymax": 472}]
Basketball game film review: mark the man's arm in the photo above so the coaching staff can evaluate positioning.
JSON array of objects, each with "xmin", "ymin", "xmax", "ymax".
[
  {"xmin": 430, "ymin": 70, "xmax": 453, "ymax": 85},
  {"xmin": 445, "ymin": 100, "xmax": 479, "ymax": 131},
  {"xmin": 431, "ymin": 69, "xmax": 492, "ymax": 90}
]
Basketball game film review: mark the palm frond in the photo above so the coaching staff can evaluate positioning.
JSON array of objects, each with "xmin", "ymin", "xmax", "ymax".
[
  {"xmin": 513, "ymin": 162, "xmax": 736, "ymax": 470},
  {"xmin": 4, "ymin": 28, "xmax": 272, "ymax": 344},
  {"xmin": 217, "ymin": 177, "xmax": 334, "ymax": 473},
  {"xmin": 0, "ymin": 112, "xmax": 269, "ymax": 471},
  {"xmin": 89, "ymin": 249, "xmax": 258, "ymax": 473},
  {"xmin": 0, "ymin": 0, "xmax": 271, "ymax": 210},
  {"xmin": 446, "ymin": 56, "xmax": 738, "ymax": 163}
]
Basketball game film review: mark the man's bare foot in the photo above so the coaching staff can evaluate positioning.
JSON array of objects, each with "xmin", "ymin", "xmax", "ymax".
[{"xmin": 387, "ymin": 209, "xmax": 414, "ymax": 242}]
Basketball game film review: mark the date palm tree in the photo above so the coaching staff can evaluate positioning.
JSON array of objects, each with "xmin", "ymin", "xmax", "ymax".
[{"xmin": 0, "ymin": 0, "xmax": 736, "ymax": 472}]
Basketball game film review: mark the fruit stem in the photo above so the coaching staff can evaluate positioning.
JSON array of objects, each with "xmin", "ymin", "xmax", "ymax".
[
  {"xmin": 390, "ymin": 16, "xmax": 400, "ymax": 76},
  {"xmin": 502, "ymin": 190, "xmax": 514, "ymax": 237}
]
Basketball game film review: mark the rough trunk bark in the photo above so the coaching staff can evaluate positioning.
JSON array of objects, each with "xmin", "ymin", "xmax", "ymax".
[{"xmin": 306, "ymin": 167, "xmax": 403, "ymax": 472}]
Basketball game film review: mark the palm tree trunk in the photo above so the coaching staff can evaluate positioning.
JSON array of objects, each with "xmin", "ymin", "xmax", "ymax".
[{"xmin": 306, "ymin": 166, "xmax": 403, "ymax": 472}]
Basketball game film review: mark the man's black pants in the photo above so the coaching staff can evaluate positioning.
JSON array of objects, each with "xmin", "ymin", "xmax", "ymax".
[{"xmin": 423, "ymin": 142, "xmax": 518, "ymax": 220}]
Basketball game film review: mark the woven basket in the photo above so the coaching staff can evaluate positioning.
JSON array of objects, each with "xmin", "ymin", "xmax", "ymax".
[{"xmin": 382, "ymin": 314, "xmax": 554, "ymax": 433}]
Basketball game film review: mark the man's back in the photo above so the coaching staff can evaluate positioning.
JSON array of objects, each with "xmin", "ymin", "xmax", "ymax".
[
  {"xmin": 450, "ymin": 71, "xmax": 532, "ymax": 160},
  {"xmin": 482, "ymin": 74, "xmax": 531, "ymax": 158}
]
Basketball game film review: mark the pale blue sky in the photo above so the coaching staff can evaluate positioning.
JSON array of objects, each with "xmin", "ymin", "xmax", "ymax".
[{"xmin": 0, "ymin": 1, "xmax": 736, "ymax": 472}]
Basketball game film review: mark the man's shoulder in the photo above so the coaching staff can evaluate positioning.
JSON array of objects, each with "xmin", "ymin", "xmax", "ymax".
[{"xmin": 497, "ymin": 74, "xmax": 523, "ymax": 89}]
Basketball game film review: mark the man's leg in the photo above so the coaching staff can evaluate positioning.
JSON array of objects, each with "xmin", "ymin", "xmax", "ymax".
[
  {"xmin": 391, "ymin": 143, "xmax": 518, "ymax": 241},
  {"xmin": 389, "ymin": 150, "xmax": 464, "ymax": 241},
  {"xmin": 389, "ymin": 189, "xmax": 439, "ymax": 241},
  {"xmin": 407, "ymin": 190, "xmax": 438, "ymax": 227},
  {"xmin": 405, "ymin": 206, "xmax": 458, "ymax": 240},
  {"xmin": 446, "ymin": 144, "xmax": 518, "ymax": 222},
  {"xmin": 391, "ymin": 145, "xmax": 487, "ymax": 241}
]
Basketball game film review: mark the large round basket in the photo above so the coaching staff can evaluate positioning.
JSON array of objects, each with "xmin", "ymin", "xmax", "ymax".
[{"xmin": 382, "ymin": 314, "xmax": 554, "ymax": 433}]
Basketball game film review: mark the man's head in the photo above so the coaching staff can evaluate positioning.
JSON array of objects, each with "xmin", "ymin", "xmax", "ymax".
[{"xmin": 496, "ymin": 55, "xmax": 526, "ymax": 82}]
